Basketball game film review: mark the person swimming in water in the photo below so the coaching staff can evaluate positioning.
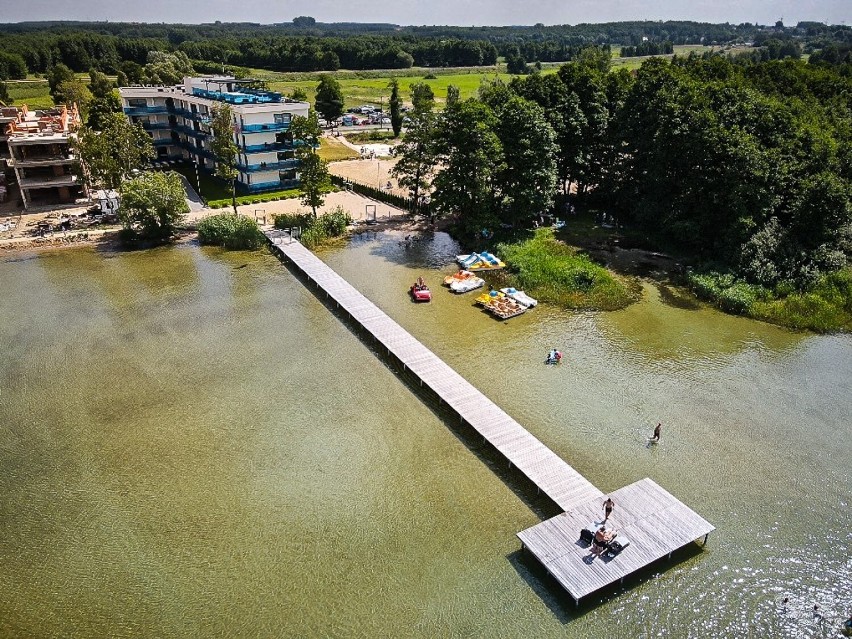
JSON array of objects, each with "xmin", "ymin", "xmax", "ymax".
[{"xmin": 650, "ymin": 422, "xmax": 662, "ymax": 442}]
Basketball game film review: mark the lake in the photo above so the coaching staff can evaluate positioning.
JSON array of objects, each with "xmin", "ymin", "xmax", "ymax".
[{"xmin": 1, "ymin": 232, "xmax": 849, "ymax": 638}]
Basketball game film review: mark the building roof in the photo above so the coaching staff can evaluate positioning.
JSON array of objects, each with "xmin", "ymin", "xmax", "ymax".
[{"xmin": 4, "ymin": 104, "xmax": 79, "ymax": 142}]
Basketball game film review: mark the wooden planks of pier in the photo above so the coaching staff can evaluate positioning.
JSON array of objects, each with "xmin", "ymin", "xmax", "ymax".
[
  {"xmin": 265, "ymin": 230, "xmax": 714, "ymax": 604},
  {"xmin": 517, "ymin": 478, "xmax": 714, "ymax": 604}
]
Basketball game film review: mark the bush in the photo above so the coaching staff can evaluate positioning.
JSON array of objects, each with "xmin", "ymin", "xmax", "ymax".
[
  {"xmin": 718, "ymin": 282, "xmax": 761, "ymax": 314},
  {"xmin": 274, "ymin": 212, "xmax": 313, "ymax": 230},
  {"xmin": 318, "ymin": 205, "xmax": 352, "ymax": 236},
  {"xmin": 272, "ymin": 206, "xmax": 351, "ymax": 249},
  {"xmin": 197, "ymin": 213, "xmax": 265, "ymax": 250}
]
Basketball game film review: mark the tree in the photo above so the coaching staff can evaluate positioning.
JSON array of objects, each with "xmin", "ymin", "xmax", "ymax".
[
  {"xmin": 388, "ymin": 78, "xmax": 403, "ymax": 137},
  {"xmin": 73, "ymin": 112, "xmax": 154, "ymax": 191},
  {"xmin": 119, "ymin": 171, "xmax": 189, "ymax": 241},
  {"xmin": 142, "ymin": 51, "xmax": 194, "ymax": 85},
  {"xmin": 431, "ymin": 99, "xmax": 503, "ymax": 234},
  {"xmin": 87, "ymin": 91, "xmax": 123, "ymax": 130},
  {"xmin": 445, "ymin": 85, "xmax": 460, "ymax": 108},
  {"xmin": 290, "ymin": 111, "xmax": 330, "ymax": 217},
  {"xmin": 54, "ymin": 80, "xmax": 93, "ymax": 118},
  {"xmin": 0, "ymin": 82, "xmax": 10, "ymax": 105},
  {"xmin": 314, "ymin": 75, "xmax": 344, "ymax": 125},
  {"xmin": 0, "ymin": 52, "xmax": 27, "ymax": 80},
  {"xmin": 410, "ymin": 82, "xmax": 435, "ymax": 114},
  {"xmin": 505, "ymin": 46, "xmax": 529, "ymax": 75},
  {"xmin": 210, "ymin": 104, "xmax": 239, "ymax": 214},
  {"xmin": 493, "ymin": 96, "xmax": 558, "ymax": 226},
  {"xmin": 88, "ymin": 68, "xmax": 115, "ymax": 99},
  {"xmin": 292, "ymin": 16, "xmax": 316, "ymax": 28},
  {"xmin": 290, "ymin": 87, "xmax": 308, "ymax": 102},
  {"xmin": 47, "ymin": 64, "xmax": 76, "ymax": 100},
  {"xmin": 391, "ymin": 111, "xmax": 436, "ymax": 217}
]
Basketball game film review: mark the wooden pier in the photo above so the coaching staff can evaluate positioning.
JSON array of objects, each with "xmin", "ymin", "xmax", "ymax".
[{"xmin": 265, "ymin": 230, "xmax": 714, "ymax": 604}]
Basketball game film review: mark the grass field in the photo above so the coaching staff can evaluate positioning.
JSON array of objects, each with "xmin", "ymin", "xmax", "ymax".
[
  {"xmin": 5, "ymin": 80, "xmax": 54, "ymax": 109},
  {"xmin": 317, "ymin": 136, "xmax": 361, "ymax": 162},
  {"xmin": 265, "ymin": 69, "xmax": 516, "ymax": 108}
]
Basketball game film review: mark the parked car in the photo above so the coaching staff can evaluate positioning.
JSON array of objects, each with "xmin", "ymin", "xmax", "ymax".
[{"xmin": 381, "ymin": 117, "xmax": 391, "ymax": 124}]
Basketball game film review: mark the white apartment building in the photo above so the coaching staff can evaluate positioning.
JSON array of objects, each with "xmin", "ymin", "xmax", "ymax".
[{"xmin": 119, "ymin": 77, "xmax": 310, "ymax": 193}]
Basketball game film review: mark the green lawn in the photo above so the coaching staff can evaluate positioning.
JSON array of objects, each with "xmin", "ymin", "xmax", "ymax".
[
  {"xmin": 5, "ymin": 80, "xmax": 53, "ymax": 109},
  {"xmin": 266, "ymin": 70, "xmax": 517, "ymax": 108}
]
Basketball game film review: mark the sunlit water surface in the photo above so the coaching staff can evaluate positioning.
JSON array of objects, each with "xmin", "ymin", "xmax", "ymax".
[{"xmin": 1, "ymin": 232, "xmax": 849, "ymax": 638}]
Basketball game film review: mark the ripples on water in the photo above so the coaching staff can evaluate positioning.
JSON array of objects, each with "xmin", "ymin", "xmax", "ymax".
[{"xmin": 1, "ymin": 236, "xmax": 850, "ymax": 638}]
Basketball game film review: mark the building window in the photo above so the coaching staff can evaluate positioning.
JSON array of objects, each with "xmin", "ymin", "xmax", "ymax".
[
  {"xmin": 274, "ymin": 113, "xmax": 292, "ymax": 125},
  {"xmin": 128, "ymin": 98, "xmax": 147, "ymax": 107}
]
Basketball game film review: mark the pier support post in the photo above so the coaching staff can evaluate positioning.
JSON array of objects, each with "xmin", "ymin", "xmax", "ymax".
[{"xmin": 703, "ymin": 533, "xmax": 709, "ymax": 545}]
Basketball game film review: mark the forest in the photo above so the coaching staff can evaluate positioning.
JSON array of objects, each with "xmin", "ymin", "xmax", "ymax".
[{"xmin": 0, "ymin": 19, "xmax": 849, "ymax": 76}]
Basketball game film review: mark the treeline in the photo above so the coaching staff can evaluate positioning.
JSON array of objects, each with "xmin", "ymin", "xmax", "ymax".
[
  {"xmin": 0, "ymin": 29, "xmax": 497, "ymax": 75},
  {"xmin": 620, "ymin": 41, "xmax": 674, "ymax": 57},
  {"xmin": 394, "ymin": 53, "xmax": 852, "ymax": 295},
  {"xmin": 1, "ymin": 20, "xmax": 850, "ymax": 79}
]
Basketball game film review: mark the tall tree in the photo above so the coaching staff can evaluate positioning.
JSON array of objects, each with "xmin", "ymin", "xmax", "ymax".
[
  {"xmin": 47, "ymin": 64, "xmax": 76, "ymax": 100},
  {"xmin": 210, "ymin": 104, "xmax": 239, "ymax": 214},
  {"xmin": 54, "ymin": 80, "xmax": 93, "ymax": 118},
  {"xmin": 119, "ymin": 171, "xmax": 189, "ymax": 241},
  {"xmin": 391, "ymin": 111, "xmax": 436, "ymax": 217},
  {"xmin": 0, "ymin": 52, "xmax": 27, "ymax": 80},
  {"xmin": 88, "ymin": 68, "xmax": 115, "ymax": 98},
  {"xmin": 431, "ymin": 99, "xmax": 502, "ymax": 234},
  {"xmin": 314, "ymin": 75, "xmax": 344, "ymax": 126},
  {"xmin": 142, "ymin": 50, "xmax": 194, "ymax": 85},
  {"xmin": 445, "ymin": 85, "xmax": 460, "ymax": 109},
  {"xmin": 72, "ymin": 112, "xmax": 154, "ymax": 191},
  {"xmin": 409, "ymin": 82, "xmax": 435, "ymax": 114},
  {"xmin": 388, "ymin": 78, "xmax": 403, "ymax": 137},
  {"xmin": 290, "ymin": 112, "xmax": 330, "ymax": 217},
  {"xmin": 493, "ymin": 96, "xmax": 558, "ymax": 226},
  {"xmin": 0, "ymin": 82, "xmax": 10, "ymax": 105}
]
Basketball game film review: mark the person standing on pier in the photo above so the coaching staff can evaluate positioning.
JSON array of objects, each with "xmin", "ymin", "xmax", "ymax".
[{"xmin": 603, "ymin": 497, "xmax": 614, "ymax": 522}]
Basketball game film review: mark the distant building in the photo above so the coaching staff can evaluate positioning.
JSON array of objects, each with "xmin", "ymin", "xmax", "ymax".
[
  {"xmin": 5, "ymin": 105, "xmax": 86, "ymax": 210},
  {"xmin": 118, "ymin": 77, "xmax": 310, "ymax": 194}
]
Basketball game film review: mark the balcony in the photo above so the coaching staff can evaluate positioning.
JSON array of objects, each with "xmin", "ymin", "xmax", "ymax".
[
  {"xmin": 174, "ymin": 124, "xmax": 208, "ymax": 139},
  {"xmin": 243, "ymin": 141, "xmax": 296, "ymax": 153},
  {"xmin": 246, "ymin": 178, "xmax": 299, "ymax": 193},
  {"xmin": 19, "ymin": 174, "xmax": 80, "ymax": 189},
  {"xmin": 170, "ymin": 107, "xmax": 211, "ymax": 123},
  {"xmin": 8, "ymin": 154, "xmax": 76, "ymax": 168},
  {"xmin": 123, "ymin": 105, "xmax": 169, "ymax": 116},
  {"xmin": 237, "ymin": 159, "xmax": 299, "ymax": 173},
  {"xmin": 152, "ymin": 138, "xmax": 174, "ymax": 147},
  {"xmin": 142, "ymin": 121, "xmax": 171, "ymax": 130},
  {"xmin": 240, "ymin": 122, "xmax": 291, "ymax": 133}
]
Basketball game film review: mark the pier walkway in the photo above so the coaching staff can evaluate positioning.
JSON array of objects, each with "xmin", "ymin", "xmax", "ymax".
[{"xmin": 265, "ymin": 230, "xmax": 714, "ymax": 604}]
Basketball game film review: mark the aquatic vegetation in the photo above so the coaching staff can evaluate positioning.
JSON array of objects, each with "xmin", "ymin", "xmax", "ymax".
[{"xmin": 497, "ymin": 228, "xmax": 636, "ymax": 311}]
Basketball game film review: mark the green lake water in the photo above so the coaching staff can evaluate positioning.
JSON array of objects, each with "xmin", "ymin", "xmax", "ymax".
[{"xmin": 1, "ymin": 232, "xmax": 850, "ymax": 638}]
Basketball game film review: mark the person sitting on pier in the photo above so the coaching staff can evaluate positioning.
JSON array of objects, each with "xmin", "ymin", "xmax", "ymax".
[{"xmin": 591, "ymin": 525, "xmax": 617, "ymax": 556}]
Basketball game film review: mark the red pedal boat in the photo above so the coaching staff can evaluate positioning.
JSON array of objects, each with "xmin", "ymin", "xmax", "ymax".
[{"xmin": 410, "ymin": 277, "xmax": 432, "ymax": 302}]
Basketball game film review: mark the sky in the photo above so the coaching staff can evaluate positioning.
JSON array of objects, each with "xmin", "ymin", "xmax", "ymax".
[{"xmin": 3, "ymin": 0, "xmax": 850, "ymax": 26}]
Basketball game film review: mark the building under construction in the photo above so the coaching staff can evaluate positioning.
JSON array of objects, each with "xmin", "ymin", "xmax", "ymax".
[{"xmin": 4, "ymin": 104, "xmax": 87, "ymax": 210}]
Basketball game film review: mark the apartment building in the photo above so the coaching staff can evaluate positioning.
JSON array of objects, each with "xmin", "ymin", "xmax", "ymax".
[
  {"xmin": 119, "ymin": 77, "xmax": 310, "ymax": 194},
  {"xmin": 5, "ymin": 105, "xmax": 86, "ymax": 210}
]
